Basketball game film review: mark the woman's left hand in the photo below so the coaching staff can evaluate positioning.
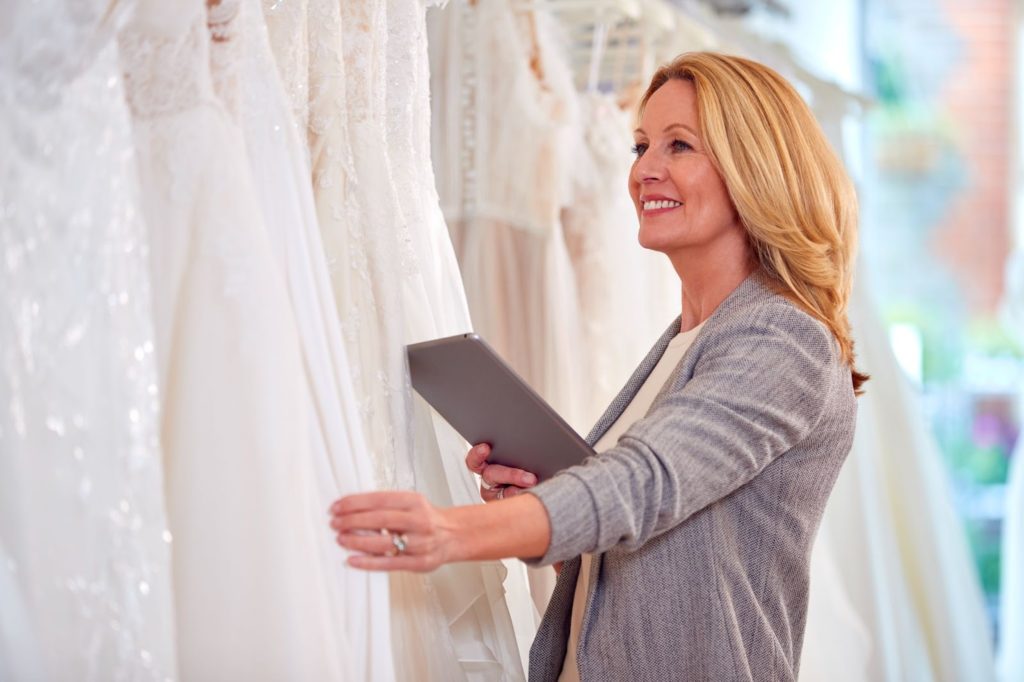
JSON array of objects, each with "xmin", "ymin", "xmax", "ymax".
[{"xmin": 329, "ymin": 491, "xmax": 454, "ymax": 572}]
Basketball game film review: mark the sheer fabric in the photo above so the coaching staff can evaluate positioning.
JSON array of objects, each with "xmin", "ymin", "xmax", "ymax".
[
  {"xmin": 0, "ymin": 2, "xmax": 177, "ymax": 679},
  {"xmin": 224, "ymin": 0, "xmax": 394, "ymax": 677},
  {"xmin": 119, "ymin": 0, "xmax": 350, "ymax": 677},
  {"xmin": 264, "ymin": 1, "xmax": 531, "ymax": 678}
]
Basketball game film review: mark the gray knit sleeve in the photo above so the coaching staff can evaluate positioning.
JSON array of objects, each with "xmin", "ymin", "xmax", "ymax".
[{"xmin": 525, "ymin": 303, "xmax": 839, "ymax": 565}]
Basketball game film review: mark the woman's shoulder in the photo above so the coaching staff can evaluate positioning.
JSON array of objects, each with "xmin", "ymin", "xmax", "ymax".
[{"xmin": 702, "ymin": 274, "xmax": 839, "ymax": 360}]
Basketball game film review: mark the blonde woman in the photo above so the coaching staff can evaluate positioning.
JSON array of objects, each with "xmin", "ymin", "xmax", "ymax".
[{"xmin": 329, "ymin": 52, "xmax": 867, "ymax": 681}]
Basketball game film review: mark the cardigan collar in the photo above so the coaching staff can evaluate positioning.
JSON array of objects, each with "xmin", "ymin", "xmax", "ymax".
[{"xmin": 584, "ymin": 269, "xmax": 776, "ymax": 446}]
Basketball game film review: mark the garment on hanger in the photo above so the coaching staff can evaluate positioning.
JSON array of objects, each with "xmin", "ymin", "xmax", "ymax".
[
  {"xmin": 119, "ymin": 0, "xmax": 350, "ymax": 676},
  {"xmin": 221, "ymin": 0, "xmax": 394, "ymax": 677},
  {"xmin": 784, "ymin": 69, "xmax": 997, "ymax": 681},
  {"xmin": 428, "ymin": 0, "xmax": 591, "ymax": 618},
  {"xmin": 264, "ymin": 0, "xmax": 531, "ymax": 678},
  {"xmin": 0, "ymin": 3, "xmax": 178, "ymax": 679},
  {"xmin": 429, "ymin": 0, "xmax": 588, "ymax": 435}
]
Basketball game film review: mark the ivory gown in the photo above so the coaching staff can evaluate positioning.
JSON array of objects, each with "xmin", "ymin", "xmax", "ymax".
[
  {"xmin": 120, "ymin": 0, "xmax": 353, "ymax": 676},
  {"xmin": 212, "ymin": 0, "xmax": 394, "ymax": 677},
  {"xmin": 263, "ymin": 0, "xmax": 532, "ymax": 678}
]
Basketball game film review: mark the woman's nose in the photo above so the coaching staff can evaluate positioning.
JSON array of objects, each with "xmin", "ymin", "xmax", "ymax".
[{"xmin": 633, "ymin": 150, "xmax": 666, "ymax": 183}]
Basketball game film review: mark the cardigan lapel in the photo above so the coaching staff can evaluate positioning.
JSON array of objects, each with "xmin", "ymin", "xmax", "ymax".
[{"xmin": 584, "ymin": 271, "xmax": 771, "ymax": 447}]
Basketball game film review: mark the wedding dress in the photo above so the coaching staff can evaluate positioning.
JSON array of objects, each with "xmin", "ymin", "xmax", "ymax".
[
  {"xmin": 119, "ymin": 0, "xmax": 353, "ymax": 677},
  {"xmin": 214, "ymin": 0, "xmax": 393, "ymax": 677},
  {"xmin": 264, "ymin": 1, "xmax": 531, "ymax": 678},
  {"xmin": 428, "ymin": 0, "xmax": 588, "ymax": 435},
  {"xmin": 793, "ymin": 73, "xmax": 996, "ymax": 681},
  {"xmin": 0, "ymin": 2, "xmax": 177, "ymax": 679}
]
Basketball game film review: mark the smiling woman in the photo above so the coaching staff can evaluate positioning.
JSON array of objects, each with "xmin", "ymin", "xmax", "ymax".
[{"xmin": 330, "ymin": 51, "xmax": 866, "ymax": 681}]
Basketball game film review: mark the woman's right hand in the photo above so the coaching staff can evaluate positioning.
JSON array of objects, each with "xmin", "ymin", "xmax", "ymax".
[{"xmin": 465, "ymin": 443, "xmax": 538, "ymax": 503}]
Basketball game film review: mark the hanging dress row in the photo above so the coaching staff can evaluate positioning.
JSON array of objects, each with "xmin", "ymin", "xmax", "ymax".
[{"xmin": 2, "ymin": 0, "xmax": 532, "ymax": 678}]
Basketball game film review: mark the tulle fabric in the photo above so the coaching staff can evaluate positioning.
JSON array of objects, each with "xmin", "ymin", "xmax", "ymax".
[
  {"xmin": 0, "ymin": 1, "xmax": 177, "ymax": 678},
  {"xmin": 120, "ymin": 0, "xmax": 352, "ymax": 677},
  {"xmin": 226, "ymin": 0, "xmax": 394, "ymax": 677}
]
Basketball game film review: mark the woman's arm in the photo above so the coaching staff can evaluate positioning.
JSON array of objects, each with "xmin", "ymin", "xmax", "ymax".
[{"xmin": 329, "ymin": 487, "xmax": 551, "ymax": 571}]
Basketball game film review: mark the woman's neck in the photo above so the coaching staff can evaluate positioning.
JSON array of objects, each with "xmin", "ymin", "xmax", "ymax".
[{"xmin": 670, "ymin": 248, "xmax": 758, "ymax": 332}]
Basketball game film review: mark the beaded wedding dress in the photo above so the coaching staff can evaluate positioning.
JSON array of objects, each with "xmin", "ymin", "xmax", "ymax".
[
  {"xmin": 119, "ymin": 0, "xmax": 356, "ymax": 677},
  {"xmin": 216, "ymin": 0, "xmax": 393, "ymax": 677},
  {"xmin": 263, "ymin": 0, "xmax": 532, "ymax": 678},
  {"xmin": 0, "ymin": 1, "xmax": 177, "ymax": 679}
]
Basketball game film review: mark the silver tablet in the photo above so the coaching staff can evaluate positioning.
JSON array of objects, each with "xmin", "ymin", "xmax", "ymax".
[{"xmin": 407, "ymin": 333, "xmax": 594, "ymax": 481}]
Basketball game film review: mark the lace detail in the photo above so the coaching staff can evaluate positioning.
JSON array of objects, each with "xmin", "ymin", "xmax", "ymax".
[
  {"xmin": 263, "ymin": 2, "xmax": 528, "ymax": 678},
  {"xmin": 119, "ymin": 18, "xmax": 216, "ymax": 118}
]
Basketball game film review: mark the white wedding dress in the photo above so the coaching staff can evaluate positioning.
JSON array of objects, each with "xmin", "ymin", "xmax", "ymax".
[
  {"xmin": 428, "ymin": 0, "xmax": 589, "ymax": 436},
  {"xmin": 264, "ymin": 0, "xmax": 531, "ymax": 678},
  {"xmin": 119, "ymin": 0, "xmax": 355, "ymax": 677},
  {"xmin": 0, "ymin": 1, "xmax": 177, "ymax": 679},
  {"xmin": 214, "ymin": 0, "xmax": 394, "ymax": 677}
]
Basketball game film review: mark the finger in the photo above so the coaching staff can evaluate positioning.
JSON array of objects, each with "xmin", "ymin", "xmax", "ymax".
[
  {"xmin": 330, "ymin": 510, "xmax": 424, "ymax": 535},
  {"xmin": 480, "ymin": 463, "xmax": 537, "ymax": 488},
  {"xmin": 480, "ymin": 484, "xmax": 523, "ymax": 503},
  {"xmin": 465, "ymin": 443, "xmax": 492, "ymax": 474},
  {"xmin": 337, "ymin": 531, "xmax": 422, "ymax": 556},
  {"xmin": 330, "ymin": 491, "xmax": 421, "ymax": 516}
]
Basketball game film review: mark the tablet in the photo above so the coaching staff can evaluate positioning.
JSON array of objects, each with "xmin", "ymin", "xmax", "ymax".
[{"xmin": 407, "ymin": 333, "xmax": 594, "ymax": 481}]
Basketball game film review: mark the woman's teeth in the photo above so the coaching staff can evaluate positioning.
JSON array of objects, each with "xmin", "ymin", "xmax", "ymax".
[{"xmin": 643, "ymin": 199, "xmax": 682, "ymax": 211}]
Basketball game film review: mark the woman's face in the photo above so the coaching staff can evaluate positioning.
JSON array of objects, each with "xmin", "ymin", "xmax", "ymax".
[{"xmin": 629, "ymin": 79, "xmax": 743, "ymax": 257}]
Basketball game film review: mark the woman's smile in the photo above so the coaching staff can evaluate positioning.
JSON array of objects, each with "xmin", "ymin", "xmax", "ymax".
[{"xmin": 640, "ymin": 194, "xmax": 684, "ymax": 215}]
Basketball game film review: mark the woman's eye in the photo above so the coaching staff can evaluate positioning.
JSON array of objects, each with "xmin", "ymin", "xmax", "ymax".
[
  {"xmin": 671, "ymin": 139, "xmax": 693, "ymax": 152},
  {"xmin": 630, "ymin": 143, "xmax": 647, "ymax": 157}
]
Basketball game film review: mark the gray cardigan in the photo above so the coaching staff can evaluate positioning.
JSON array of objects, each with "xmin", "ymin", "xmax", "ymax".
[{"xmin": 526, "ymin": 272, "xmax": 857, "ymax": 681}]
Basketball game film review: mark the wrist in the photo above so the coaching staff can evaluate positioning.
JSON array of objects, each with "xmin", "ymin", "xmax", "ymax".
[
  {"xmin": 437, "ymin": 493, "xmax": 552, "ymax": 564},
  {"xmin": 438, "ymin": 506, "xmax": 473, "ymax": 563}
]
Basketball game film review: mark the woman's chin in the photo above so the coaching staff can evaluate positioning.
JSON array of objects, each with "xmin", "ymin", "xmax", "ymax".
[{"xmin": 637, "ymin": 233, "xmax": 673, "ymax": 254}]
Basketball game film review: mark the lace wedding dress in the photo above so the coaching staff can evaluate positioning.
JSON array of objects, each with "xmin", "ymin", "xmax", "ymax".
[
  {"xmin": 0, "ymin": 1, "xmax": 177, "ymax": 679},
  {"xmin": 211, "ymin": 0, "xmax": 394, "ymax": 677},
  {"xmin": 263, "ymin": 1, "xmax": 531, "ymax": 678},
  {"xmin": 119, "ymin": 0, "xmax": 354, "ymax": 677},
  {"xmin": 428, "ymin": 0, "xmax": 588, "ymax": 436}
]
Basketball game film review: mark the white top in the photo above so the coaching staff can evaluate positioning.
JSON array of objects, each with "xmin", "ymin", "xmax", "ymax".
[{"xmin": 559, "ymin": 321, "xmax": 706, "ymax": 681}]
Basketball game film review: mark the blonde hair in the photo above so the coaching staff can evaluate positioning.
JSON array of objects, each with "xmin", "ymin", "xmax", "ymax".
[{"xmin": 640, "ymin": 52, "xmax": 868, "ymax": 394}]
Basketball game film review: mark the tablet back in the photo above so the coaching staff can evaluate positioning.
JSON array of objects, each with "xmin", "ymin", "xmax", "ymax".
[{"xmin": 407, "ymin": 333, "xmax": 594, "ymax": 481}]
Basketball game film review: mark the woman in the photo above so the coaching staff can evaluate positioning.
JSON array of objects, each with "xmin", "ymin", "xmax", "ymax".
[{"xmin": 330, "ymin": 52, "xmax": 867, "ymax": 680}]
